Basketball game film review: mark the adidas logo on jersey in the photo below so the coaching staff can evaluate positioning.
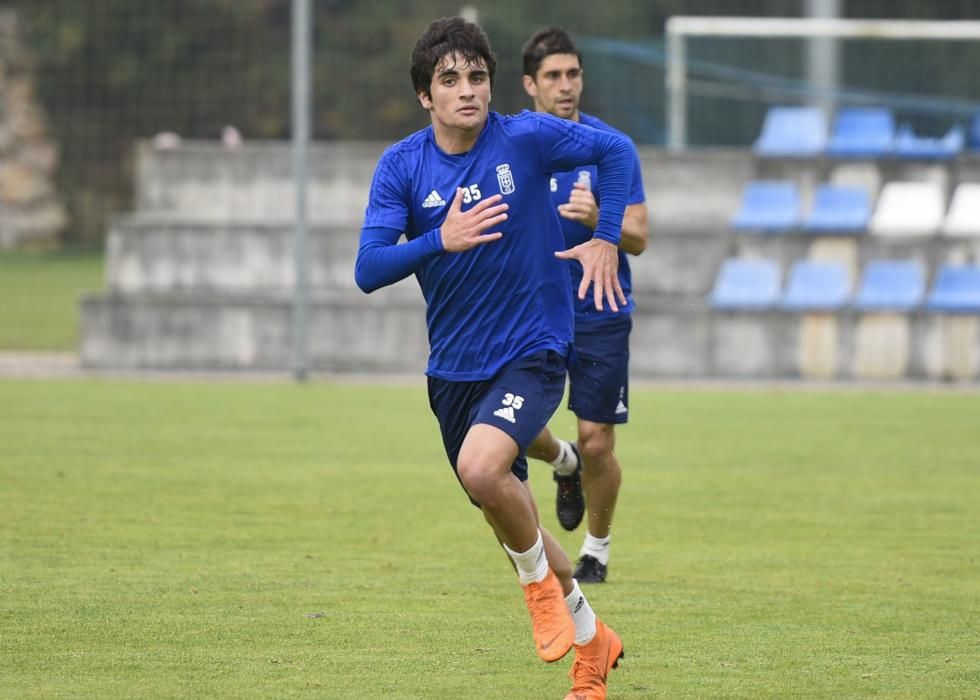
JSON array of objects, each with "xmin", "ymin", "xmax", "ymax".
[
  {"xmin": 422, "ymin": 190, "xmax": 446, "ymax": 208},
  {"xmin": 493, "ymin": 406, "xmax": 516, "ymax": 424}
]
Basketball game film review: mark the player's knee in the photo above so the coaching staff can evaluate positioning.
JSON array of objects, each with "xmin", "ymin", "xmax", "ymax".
[
  {"xmin": 457, "ymin": 458, "xmax": 499, "ymax": 505},
  {"xmin": 578, "ymin": 424, "xmax": 615, "ymax": 462}
]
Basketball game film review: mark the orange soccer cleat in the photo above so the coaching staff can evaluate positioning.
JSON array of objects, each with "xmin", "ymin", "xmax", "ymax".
[
  {"xmin": 563, "ymin": 618, "xmax": 624, "ymax": 700},
  {"xmin": 522, "ymin": 570, "xmax": 575, "ymax": 663}
]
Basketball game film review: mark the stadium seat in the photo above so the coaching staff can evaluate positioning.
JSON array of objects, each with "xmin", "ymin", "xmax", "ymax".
[
  {"xmin": 826, "ymin": 107, "xmax": 895, "ymax": 158},
  {"xmin": 968, "ymin": 112, "xmax": 980, "ymax": 151},
  {"xmin": 781, "ymin": 260, "xmax": 851, "ymax": 310},
  {"xmin": 730, "ymin": 181, "xmax": 800, "ymax": 231},
  {"xmin": 869, "ymin": 181, "xmax": 945, "ymax": 236},
  {"xmin": 894, "ymin": 124, "xmax": 964, "ymax": 160},
  {"xmin": 710, "ymin": 258, "xmax": 782, "ymax": 310},
  {"xmin": 942, "ymin": 183, "xmax": 980, "ymax": 237},
  {"xmin": 853, "ymin": 260, "xmax": 925, "ymax": 311},
  {"xmin": 802, "ymin": 184, "xmax": 872, "ymax": 233},
  {"xmin": 926, "ymin": 264, "xmax": 980, "ymax": 313},
  {"xmin": 753, "ymin": 106, "xmax": 827, "ymax": 157}
]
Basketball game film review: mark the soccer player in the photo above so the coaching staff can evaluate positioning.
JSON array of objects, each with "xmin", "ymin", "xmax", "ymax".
[
  {"xmin": 354, "ymin": 16, "xmax": 628, "ymax": 699},
  {"xmin": 522, "ymin": 27, "xmax": 649, "ymax": 585}
]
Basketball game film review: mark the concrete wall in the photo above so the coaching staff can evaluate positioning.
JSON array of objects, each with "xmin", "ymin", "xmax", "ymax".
[
  {"xmin": 134, "ymin": 141, "xmax": 386, "ymax": 223},
  {"xmin": 79, "ymin": 140, "xmax": 980, "ymax": 380}
]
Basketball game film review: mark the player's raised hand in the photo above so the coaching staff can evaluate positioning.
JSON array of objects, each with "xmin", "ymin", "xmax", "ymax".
[
  {"xmin": 439, "ymin": 188, "xmax": 508, "ymax": 253},
  {"xmin": 555, "ymin": 238, "xmax": 627, "ymax": 312},
  {"xmin": 557, "ymin": 181, "xmax": 598, "ymax": 230}
]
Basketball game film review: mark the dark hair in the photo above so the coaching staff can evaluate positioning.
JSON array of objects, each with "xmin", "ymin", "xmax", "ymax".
[
  {"xmin": 522, "ymin": 27, "xmax": 580, "ymax": 78},
  {"xmin": 411, "ymin": 17, "xmax": 497, "ymax": 99}
]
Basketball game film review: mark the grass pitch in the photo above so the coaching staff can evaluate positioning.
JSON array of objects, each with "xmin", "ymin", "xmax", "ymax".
[
  {"xmin": 0, "ymin": 249, "xmax": 104, "ymax": 350},
  {"xmin": 1, "ymin": 379, "xmax": 978, "ymax": 699}
]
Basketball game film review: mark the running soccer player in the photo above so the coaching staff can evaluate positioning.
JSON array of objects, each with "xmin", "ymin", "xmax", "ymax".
[
  {"xmin": 354, "ymin": 16, "xmax": 628, "ymax": 699},
  {"xmin": 522, "ymin": 27, "xmax": 649, "ymax": 585}
]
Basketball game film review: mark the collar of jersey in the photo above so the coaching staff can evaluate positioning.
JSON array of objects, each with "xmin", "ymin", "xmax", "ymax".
[{"xmin": 426, "ymin": 111, "xmax": 496, "ymax": 164}]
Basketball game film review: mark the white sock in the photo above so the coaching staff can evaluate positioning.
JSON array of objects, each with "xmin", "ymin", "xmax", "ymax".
[
  {"xmin": 503, "ymin": 531, "xmax": 549, "ymax": 585},
  {"xmin": 580, "ymin": 533, "xmax": 611, "ymax": 566},
  {"xmin": 549, "ymin": 439, "xmax": 579, "ymax": 476},
  {"xmin": 564, "ymin": 579, "xmax": 597, "ymax": 645}
]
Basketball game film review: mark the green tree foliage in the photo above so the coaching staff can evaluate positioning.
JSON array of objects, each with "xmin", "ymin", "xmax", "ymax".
[{"xmin": 8, "ymin": 0, "xmax": 980, "ymax": 242}]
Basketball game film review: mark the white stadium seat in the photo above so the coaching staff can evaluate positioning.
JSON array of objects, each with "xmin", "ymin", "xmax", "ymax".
[
  {"xmin": 942, "ymin": 183, "xmax": 980, "ymax": 237},
  {"xmin": 869, "ymin": 181, "xmax": 945, "ymax": 236}
]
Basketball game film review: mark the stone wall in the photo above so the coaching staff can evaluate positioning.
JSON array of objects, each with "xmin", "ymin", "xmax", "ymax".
[{"xmin": 0, "ymin": 10, "xmax": 67, "ymax": 248}]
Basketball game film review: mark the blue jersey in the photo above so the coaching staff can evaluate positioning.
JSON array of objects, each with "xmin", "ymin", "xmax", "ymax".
[
  {"xmin": 357, "ymin": 110, "xmax": 631, "ymax": 381},
  {"xmin": 550, "ymin": 112, "xmax": 646, "ymax": 326}
]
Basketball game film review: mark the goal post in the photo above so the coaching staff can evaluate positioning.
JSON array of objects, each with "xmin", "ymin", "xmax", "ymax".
[{"xmin": 666, "ymin": 16, "xmax": 980, "ymax": 150}]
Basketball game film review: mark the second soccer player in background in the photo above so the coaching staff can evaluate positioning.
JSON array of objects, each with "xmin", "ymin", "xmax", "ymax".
[{"xmin": 523, "ymin": 27, "xmax": 649, "ymax": 585}]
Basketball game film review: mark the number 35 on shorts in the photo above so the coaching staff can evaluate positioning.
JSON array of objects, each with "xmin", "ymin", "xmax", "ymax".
[
  {"xmin": 492, "ymin": 392, "xmax": 524, "ymax": 425},
  {"xmin": 502, "ymin": 393, "xmax": 524, "ymax": 409}
]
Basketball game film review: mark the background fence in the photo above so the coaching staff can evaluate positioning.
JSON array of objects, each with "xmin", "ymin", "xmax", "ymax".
[{"xmin": 4, "ymin": 0, "xmax": 980, "ymax": 244}]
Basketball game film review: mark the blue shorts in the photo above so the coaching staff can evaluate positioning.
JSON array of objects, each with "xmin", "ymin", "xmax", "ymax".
[
  {"xmin": 568, "ymin": 315, "xmax": 632, "ymax": 425},
  {"xmin": 427, "ymin": 350, "xmax": 567, "ymax": 505}
]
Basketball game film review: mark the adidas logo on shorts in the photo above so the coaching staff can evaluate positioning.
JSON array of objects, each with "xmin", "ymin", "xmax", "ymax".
[{"xmin": 493, "ymin": 406, "xmax": 516, "ymax": 424}]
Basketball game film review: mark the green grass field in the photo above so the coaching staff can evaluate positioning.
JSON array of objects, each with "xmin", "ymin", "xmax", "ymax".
[
  {"xmin": 0, "ymin": 250, "xmax": 104, "ymax": 350},
  {"xmin": 1, "ymin": 380, "xmax": 978, "ymax": 699}
]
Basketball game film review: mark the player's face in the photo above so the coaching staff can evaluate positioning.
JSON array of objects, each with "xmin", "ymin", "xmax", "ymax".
[
  {"xmin": 419, "ymin": 52, "xmax": 491, "ymax": 136},
  {"xmin": 524, "ymin": 53, "xmax": 582, "ymax": 121}
]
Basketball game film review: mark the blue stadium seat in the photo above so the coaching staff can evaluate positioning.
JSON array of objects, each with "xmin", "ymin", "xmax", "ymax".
[
  {"xmin": 710, "ymin": 258, "xmax": 782, "ymax": 310},
  {"xmin": 781, "ymin": 260, "xmax": 851, "ymax": 310},
  {"xmin": 853, "ymin": 260, "xmax": 925, "ymax": 311},
  {"xmin": 826, "ymin": 107, "xmax": 895, "ymax": 158},
  {"xmin": 802, "ymin": 184, "xmax": 871, "ymax": 233},
  {"xmin": 730, "ymin": 181, "xmax": 800, "ymax": 232},
  {"xmin": 926, "ymin": 264, "xmax": 980, "ymax": 313},
  {"xmin": 753, "ymin": 106, "xmax": 827, "ymax": 157},
  {"xmin": 968, "ymin": 112, "xmax": 980, "ymax": 151},
  {"xmin": 894, "ymin": 124, "xmax": 964, "ymax": 160}
]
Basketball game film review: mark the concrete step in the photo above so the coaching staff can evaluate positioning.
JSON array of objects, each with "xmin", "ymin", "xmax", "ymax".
[
  {"xmin": 80, "ymin": 289, "xmax": 979, "ymax": 380},
  {"xmin": 134, "ymin": 140, "xmax": 388, "ymax": 224},
  {"xmin": 80, "ymin": 288, "xmax": 428, "ymax": 373},
  {"xmin": 134, "ymin": 141, "xmax": 757, "ymax": 229},
  {"xmin": 105, "ymin": 213, "xmax": 980, "ymax": 298},
  {"xmin": 105, "ymin": 215, "xmax": 732, "ymax": 296},
  {"xmin": 106, "ymin": 216, "xmax": 365, "ymax": 293}
]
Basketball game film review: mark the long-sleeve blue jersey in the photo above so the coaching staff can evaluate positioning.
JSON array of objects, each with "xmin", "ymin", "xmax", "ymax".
[
  {"xmin": 355, "ymin": 110, "xmax": 631, "ymax": 381},
  {"xmin": 549, "ymin": 112, "xmax": 646, "ymax": 327}
]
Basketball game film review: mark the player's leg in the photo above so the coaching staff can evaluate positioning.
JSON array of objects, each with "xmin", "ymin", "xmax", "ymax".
[
  {"xmin": 527, "ymin": 425, "xmax": 584, "ymax": 531},
  {"xmin": 567, "ymin": 316, "xmax": 631, "ymax": 584},
  {"xmin": 526, "ymin": 425, "xmax": 560, "ymax": 462},
  {"xmin": 458, "ymin": 423, "xmax": 538, "ymax": 550},
  {"xmin": 578, "ymin": 419, "xmax": 620, "ymax": 539},
  {"xmin": 527, "ymin": 425, "xmax": 581, "ymax": 477},
  {"xmin": 488, "ymin": 485, "xmax": 624, "ymax": 691},
  {"xmin": 574, "ymin": 418, "xmax": 621, "ymax": 583},
  {"xmin": 535, "ymin": 491, "xmax": 625, "ymax": 700},
  {"xmin": 457, "ymin": 349, "xmax": 576, "ymax": 662}
]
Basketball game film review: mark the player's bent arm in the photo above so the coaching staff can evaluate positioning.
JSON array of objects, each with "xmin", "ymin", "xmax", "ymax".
[
  {"xmin": 354, "ymin": 225, "xmax": 444, "ymax": 293},
  {"xmin": 535, "ymin": 115, "xmax": 631, "ymax": 246},
  {"xmin": 619, "ymin": 202, "xmax": 649, "ymax": 256}
]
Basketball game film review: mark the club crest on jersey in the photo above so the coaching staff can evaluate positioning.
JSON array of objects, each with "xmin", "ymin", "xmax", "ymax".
[{"xmin": 496, "ymin": 163, "xmax": 516, "ymax": 195}]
